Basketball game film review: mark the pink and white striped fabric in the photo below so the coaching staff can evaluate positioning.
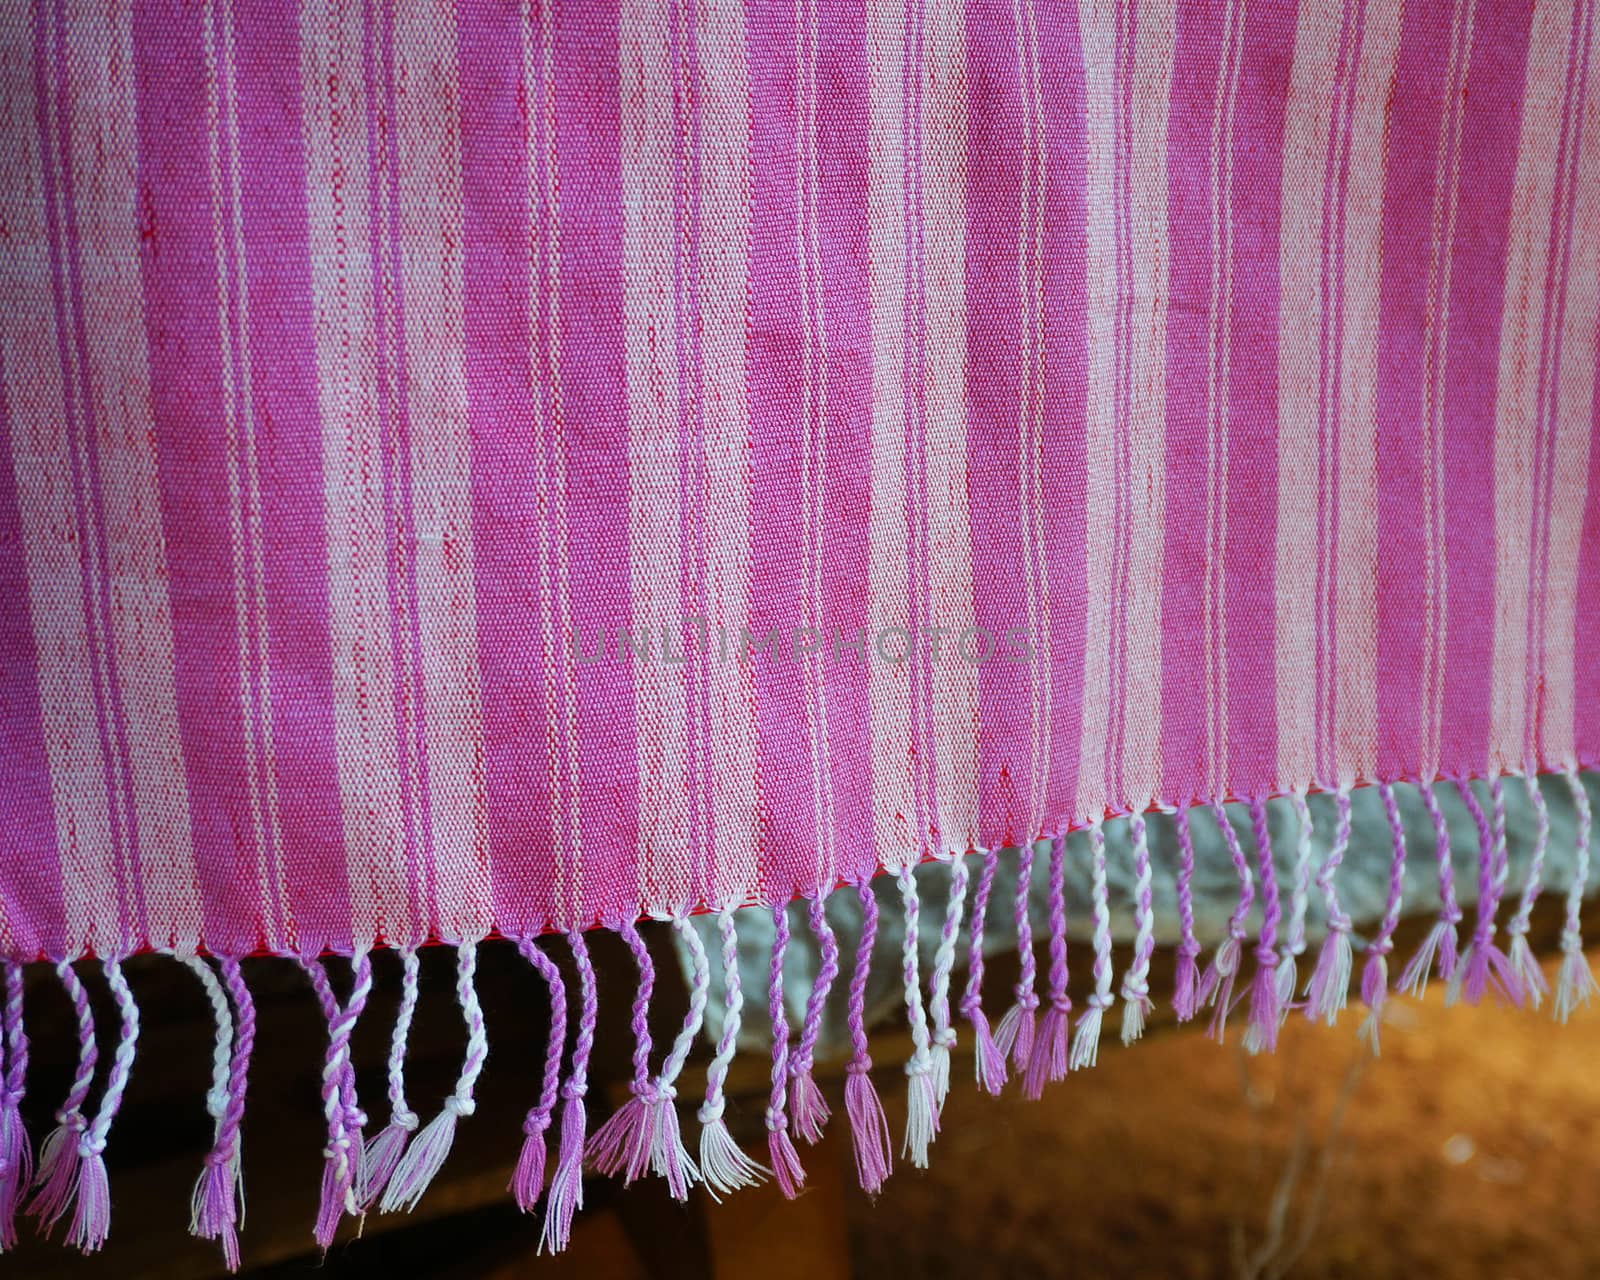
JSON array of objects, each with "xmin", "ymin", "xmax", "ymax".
[
  {"xmin": 3, "ymin": 0, "xmax": 1598, "ymax": 962},
  {"xmin": 2, "ymin": 0, "xmax": 1600, "ymax": 1261}
]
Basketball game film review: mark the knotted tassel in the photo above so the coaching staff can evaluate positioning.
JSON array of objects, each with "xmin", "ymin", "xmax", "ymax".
[
  {"xmin": 896, "ymin": 867, "xmax": 940, "ymax": 1168},
  {"xmin": 362, "ymin": 948, "xmax": 421, "ymax": 1208},
  {"xmin": 960, "ymin": 848, "xmax": 1007, "ymax": 1093},
  {"xmin": 1277, "ymin": 791, "xmax": 1316, "ymax": 1016},
  {"xmin": 1307, "ymin": 787, "xmax": 1355, "ymax": 1024},
  {"xmin": 29, "ymin": 960, "xmax": 97, "ymax": 1233},
  {"xmin": 186, "ymin": 958, "xmax": 253, "ymax": 1270},
  {"xmin": 1359, "ymin": 784, "xmax": 1408, "ymax": 1054},
  {"xmin": 1555, "ymin": 772, "xmax": 1599, "ymax": 1022},
  {"xmin": 991, "ymin": 839, "xmax": 1040, "ymax": 1069},
  {"xmin": 1120, "ymin": 811, "xmax": 1156, "ymax": 1044},
  {"xmin": 926, "ymin": 853, "xmax": 970, "ymax": 1113},
  {"xmin": 589, "ymin": 919, "xmax": 657, "ymax": 1185},
  {"xmin": 512, "ymin": 937, "xmax": 566, "ymax": 1212},
  {"xmin": 1506, "ymin": 773, "xmax": 1552, "ymax": 1008},
  {"xmin": 302, "ymin": 952, "xmax": 372, "ymax": 1250},
  {"xmin": 1070, "ymin": 821, "xmax": 1115, "ymax": 1071},
  {"xmin": 540, "ymin": 931, "xmax": 595, "ymax": 1256},
  {"xmin": 788, "ymin": 897, "xmax": 839, "ymax": 1143},
  {"xmin": 66, "ymin": 958, "xmax": 139, "ymax": 1254},
  {"xmin": 845, "ymin": 881, "xmax": 892, "ymax": 1194},
  {"xmin": 699, "ymin": 908, "xmax": 768, "ymax": 1199},
  {"xmin": 765, "ymin": 905, "xmax": 806, "ymax": 1198},
  {"xmin": 1447, "ymin": 777, "xmax": 1520, "ymax": 1007},
  {"xmin": 381, "ymin": 942, "xmax": 487, "ymax": 1213},
  {"xmin": 1201, "ymin": 801, "xmax": 1254, "ymax": 1043},
  {"xmin": 1242, "ymin": 797, "xmax": 1284, "ymax": 1055},
  {"xmin": 1023, "ymin": 835, "xmax": 1070, "ymax": 1100},
  {"xmin": 0, "ymin": 958, "xmax": 32, "ymax": 1250},
  {"xmin": 1399, "ymin": 779, "xmax": 1462, "ymax": 996},
  {"xmin": 644, "ymin": 916, "xmax": 706, "ymax": 1201},
  {"xmin": 1171, "ymin": 806, "xmax": 1203, "ymax": 1021}
]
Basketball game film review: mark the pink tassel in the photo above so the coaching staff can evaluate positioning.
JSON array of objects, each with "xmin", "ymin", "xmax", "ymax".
[
  {"xmin": 1446, "ymin": 778, "xmax": 1521, "ymax": 1007},
  {"xmin": 1360, "ymin": 783, "xmax": 1409, "ymax": 1054},
  {"xmin": 1120, "ymin": 811, "xmax": 1157, "ymax": 1045},
  {"xmin": 844, "ymin": 882, "xmax": 892, "ymax": 1194},
  {"xmin": 1554, "ymin": 773, "xmax": 1598, "ymax": 1025},
  {"xmin": 788, "ymin": 898, "xmax": 838, "ymax": 1144},
  {"xmin": 843, "ymin": 1066, "xmax": 891, "ymax": 1195},
  {"xmin": 1242, "ymin": 798, "xmax": 1284, "ymax": 1056},
  {"xmin": 29, "ymin": 961, "xmax": 96, "ymax": 1235},
  {"xmin": 0, "ymin": 959, "xmax": 32, "ymax": 1250},
  {"xmin": 993, "ymin": 839, "xmax": 1040, "ymax": 1070},
  {"xmin": 539, "ymin": 931, "xmax": 595, "ymax": 1256},
  {"xmin": 1068, "ymin": 823, "xmax": 1115, "ymax": 1072},
  {"xmin": 699, "ymin": 910, "xmax": 767, "ymax": 1199},
  {"xmin": 1021, "ymin": 1002, "xmax": 1069, "ymax": 1101},
  {"xmin": 67, "ymin": 958, "xmax": 139, "ymax": 1254},
  {"xmin": 1305, "ymin": 787, "xmax": 1354, "ymax": 1025},
  {"xmin": 962, "ymin": 848, "xmax": 1007, "ymax": 1094},
  {"xmin": 589, "ymin": 920, "xmax": 657, "ymax": 1186},
  {"xmin": 381, "ymin": 945, "xmax": 487, "ymax": 1214},
  {"xmin": 302, "ymin": 953, "xmax": 373, "ymax": 1251},
  {"xmin": 764, "ymin": 905, "xmax": 806, "ymax": 1198},
  {"xmin": 190, "ymin": 958, "xmax": 254, "ymax": 1271},
  {"xmin": 648, "ymin": 1088, "xmax": 696, "ymax": 1202},
  {"xmin": 1203, "ymin": 801, "xmax": 1253, "ymax": 1042},
  {"xmin": 1506, "ymin": 774, "xmax": 1552, "ymax": 1008},
  {"xmin": 1400, "ymin": 779, "xmax": 1462, "ymax": 996},
  {"xmin": 1024, "ymin": 834, "xmax": 1071, "ymax": 1098},
  {"xmin": 511, "ymin": 936, "xmax": 567, "ymax": 1213},
  {"xmin": 1171, "ymin": 806, "xmax": 1203, "ymax": 1022},
  {"xmin": 362, "ymin": 948, "xmax": 421, "ymax": 1209}
]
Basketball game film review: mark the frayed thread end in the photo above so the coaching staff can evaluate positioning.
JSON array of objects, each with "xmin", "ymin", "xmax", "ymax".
[
  {"xmin": 509, "ymin": 1117, "xmax": 549, "ymax": 1214},
  {"xmin": 380, "ymin": 1097, "xmax": 471, "ymax": 1214},
  {"xmin": 1506, "ymin": 934, "xmax": 1549, "ymax": 1011},
  {"xmin": 66, "ymin": 1149, "xmax": 110, "ymax": 1255},
  {"xmin": 1172, "ymin": 946, "xmax": 1202, "ymax": 1023},
  {"xmin": 588, "ymin": 1092, "xmax": 652, "ymax": 1185},
  {"xmin": 1022, "ymin": 1003, "xmax": 1070, "ymax": 1099},
  {"xmin": 1446, "ymin": 941, "xmax": 1521, "ymax": 1009},
  {"xmin": 844, "ymin": 1067, "xmax": 892, "ymax": 1195},
  {"xmin": 991, "ymin": 996, "xmax": 1038, "ymax": 1073},
  {"xmin": 698, "ymin": 1109, "xmax": 767, "ymax": 1201},
  {"xmin": 1399, "ymin": 918, "xmax": 1458, "ymax": 998},
  {"xmin": 901, "ymin": 1064, "xmax": 938, "ymax": 1170},
  {"xmin": 1241, "ymin": 960, "xmax": 1283, "ymax": 1056},
  {"xmin": 538, "ymin": 1089, "xmax": 586, "ymax": 1256},
  {"xmin": 190, "ymin": 1156, "xmax": 241, "ymax": 1272},
  {"xmin": 1554, "ymin": 948, "xmax": 1600, "ymax": 1024},
  {"xmin": 647, "ymin": 1090, "xmax": 697, "ymax": 1201},
  {"xmin": 766, "ymin": 1121, "xmax": 806, "ymax": 1199},
  {"xmin": 359, "ymin": 1118, "xmax": 413, "ymax": 1210},
  {"xmin": 1199, "ymin": 937, "xmax": 1241, "ymax": 1043},
  {"xmin": 1068, "ymin": 1001, "xmax": 1105, "ymax": 1072},
  {"xmin": 788, "ymin": 1068, "xmax": 830, "ymax": 1146},
  {"xmin": 1120, "ymin": 990, "xmax": 1153, "ymax": 1046},
  {"xmin": 963, "ymin": 999, "xmax": 1007, "ymax": 1096},
  {"xmin": 1305, "ymin": 929, "xmax": 1353, "ymax": 1026},
  {"xmin": 28, "ymin": 1118, "xmax": 85, "ymax": 1234},
  {"xmin": 0, "ymin": 1096, "xmax": 33, "ymax": 1249},
  {"xmin": 1357, "ymin": 952, "xmax": 1388, "ymax": 1056}
]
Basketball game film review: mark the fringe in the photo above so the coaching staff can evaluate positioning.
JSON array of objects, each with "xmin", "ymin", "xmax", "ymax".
[
  {"xmin": 1242, "ymin": 797, "xmax": 1284, "ymax": 1055},
  {"xmin": 3, "ymin": 771, "xmax": 1596, "ymax": 1258},
  {"xmin": 1022, "ymin": 835, "xmax": 1070, "ymax": 1100},
  {"xmin": 699, "ymin": 909, "xmax": 768, "ymax": 1199},
  {"xmin": 362, "ymin": 948, "xmax": 421, "ymax": 1208},
  {"xmin": 511, "ymin": 937, "xmax": 566, "ymax": 1213},
  {"xmin": 1359, "ymin": 783, "xmax": 1409, "ymax": 1055},
  {"xmin": 764, "ymin": 904, "xmax": 806, "ymax": 1199},
  {"xmin": 0, "ymin": 960, "xmax": 30, "ymax": 1251},
  {"xmin": 845, "ymin": 881, "xmax": 892, "ymax": 1195},
  {"xmin": 1447, "ymin": 778, "xmax": 1520, "ymax": 1007},
  {"xmin": 788, "ymin": 898, "xmax": 839, "ymax": 1144},
  {"xmin": 539, "ymin": 932, "xmax": 595, "ymax": 1256},
  {"xmin": 1306, "ymin": 787, "xmax": 1355, "ymax": 1025},
  {"xmin": 961, "ymin": 847, "xmax": 1008, "ymax": 1094}
]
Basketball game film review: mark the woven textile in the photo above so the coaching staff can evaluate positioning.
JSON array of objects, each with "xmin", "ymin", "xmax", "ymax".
[{"xmin": 2, "ymin": 0, "xmax": 1600, "ymax": 1264}]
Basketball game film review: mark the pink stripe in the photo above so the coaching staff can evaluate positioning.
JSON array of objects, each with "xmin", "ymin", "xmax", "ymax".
[
  {"xmin": 131, "ymin": 0, "xmax": 265, "ymax": 956},
  {"xmin": 233, "ymin": 0, "xmax": 353, "ymax": 955},
  {"xmin": 1579, "ymin": 337, "xmax": 1600, "ymax": 772},
  {"xmin": 0, "ymin": 353, "xmax": 66, "ymax": 958}
]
